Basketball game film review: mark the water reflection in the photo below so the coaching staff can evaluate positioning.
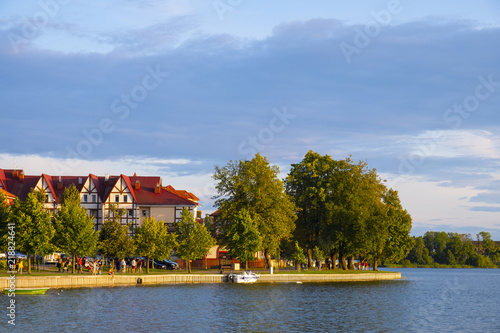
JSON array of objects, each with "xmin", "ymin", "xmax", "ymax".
[{"xmin": 7, "ymin": 269, "xmax": 500, "ymax": 332}]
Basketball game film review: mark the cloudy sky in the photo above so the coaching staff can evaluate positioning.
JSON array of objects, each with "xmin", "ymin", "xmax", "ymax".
[{"xmin": 1, "ymin": 1, "xmax": 500, "ymax": 238}]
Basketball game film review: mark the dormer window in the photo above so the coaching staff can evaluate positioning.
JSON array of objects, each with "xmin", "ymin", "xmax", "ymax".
[
  {"xmin": 83, "ymin": 194, "xmax": 88, "ymax": 202},
  {"xmin": 115, "ymin": 195, "xmax": 119, "ymax": 202},
  {"xmin": 124, "ymin": 196, "xmax": 128, "ymax": 203}
]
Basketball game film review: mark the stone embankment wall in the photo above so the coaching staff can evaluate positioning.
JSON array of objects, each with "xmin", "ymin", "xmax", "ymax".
[{"xmin": 1, "ymin": 272, "xmax": 401, "ymax": 289}]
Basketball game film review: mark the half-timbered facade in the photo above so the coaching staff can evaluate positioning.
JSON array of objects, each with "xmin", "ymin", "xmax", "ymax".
[{"xmin": 0, "ymin": 168, "xmax": 199, "ymax": 235}]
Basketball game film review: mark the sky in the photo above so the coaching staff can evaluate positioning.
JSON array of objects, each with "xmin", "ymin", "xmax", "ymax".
[{"xmin": 1, "ymin": 0, "xmax": 500, "ymax": 238}]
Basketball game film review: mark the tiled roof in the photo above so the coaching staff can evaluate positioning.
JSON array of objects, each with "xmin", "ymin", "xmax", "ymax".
[
  {"xmin": 130, "ymin": 176, "xmax": 196, "ymax": 206},
  {"xmin": 0, "ymin": 188, "xmax": 16, "ymax": 205},
  {"xmin": 0, "ymin": 168, "xmax": 198, "ymax": 207}
]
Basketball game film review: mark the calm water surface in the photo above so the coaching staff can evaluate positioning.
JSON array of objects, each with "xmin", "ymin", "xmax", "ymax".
[{"xmin": 4, "ymin": 268, "xmax": 500, "ymax": 332}]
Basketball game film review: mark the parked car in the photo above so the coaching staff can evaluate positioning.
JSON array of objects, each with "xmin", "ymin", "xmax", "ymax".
[
  {"xmin": 148, "ymin": 259, "xmax": 167, "ymax": 269},
  {"xmin": 162, "ymin": 259, "xmax": 179, "ymax": 270}
]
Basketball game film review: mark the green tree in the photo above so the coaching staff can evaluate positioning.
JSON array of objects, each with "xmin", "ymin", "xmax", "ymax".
[
  {"xmin": 369, "ymin": 189, "xmax": 414, "ymax": 270},
  {"xmin": 11, "ymin": 190, "xmax": 54, "ymax": 273},
  {"xmin": 213, "ymin": 153, "xmax": 296, "ymax": 267},
  {"xmin": 286, "ymin": 151, "xmax": 337, "ymax": 267},
  {"xmin": 0, "ymin": 192, "xmax": 12, "ymax": 252},
  {"xmin": 225, "ymin": 209, "xmax": 262, "ymax": 270},
  {"xmin": 99, "ymin": 205, "xmax": 135, "ymax": 265},
  {"xmin": 175, "ymin": 208, "xmax": 215, "ymax": 273},
  {"xmin": 477, "ymin": 231, "xmax": 495, "ymax": 258},
  {"xmin": 290, "ymin": 241, "xmax": 306, "ymax": 271},
  {"xmin": 53, "ymin": 185, "xmax": 99, "ymax": 274},
  {"xmin": 407, "ymin": 236, "xmax": 433, "ymax": 265},
  {"xmin": 135, "ymin": 217, "xmax": 177, "ymax": 273},
  {"xmin": 423, "ymin": 231, "xmax": 448, "ymax": 264}
]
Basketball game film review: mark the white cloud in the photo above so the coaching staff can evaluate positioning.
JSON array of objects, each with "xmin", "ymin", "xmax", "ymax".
[{"xmin": 385, "ymin": 174, "xmax": 500, "ymax": 230}]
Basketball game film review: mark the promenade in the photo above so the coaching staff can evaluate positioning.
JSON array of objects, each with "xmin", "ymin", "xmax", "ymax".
[{"xmin": 1, "ymin": 271, "xmax": 401, "ymax": 289}]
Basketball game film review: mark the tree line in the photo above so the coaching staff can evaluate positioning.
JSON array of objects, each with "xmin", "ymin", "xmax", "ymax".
[
  {"xmin": 0, "ymin": 185, "xmax": 214, "ymax": 274},
  {"xmin": 213, "ymin": 151, "xmax": 414, "ymax": 270},
  {"xmin": 399, "ymin": 231, "xmax": 499, "ymax": 268}
]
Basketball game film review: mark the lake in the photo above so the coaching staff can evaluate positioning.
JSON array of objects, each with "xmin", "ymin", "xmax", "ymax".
[{"xmin": 5, "ymin": 268, "xmax": 500, "ymax": 332}]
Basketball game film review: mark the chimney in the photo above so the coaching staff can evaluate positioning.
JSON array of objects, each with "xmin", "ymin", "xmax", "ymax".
[
  {"xmin": 12, "ymin": 170, "xmax": 18, "ymax": 177},
  {"xmin": 135, "ymin": 180, "xmax": 140, "ymax": 190},
  {"xmin": 57, "ymin": 176, "xmax": 63, "ymax": 190},
  {"xmin": 78, "ymin": 177, "xmax": 82, "ymax": 185},
  {"xmin": 19, "ymin": 170, "xmax": 24, "ymax": 182},
  {"xmin": 105, "ymin": 173, "xmax": 109, "ymax": 182},
  {"xmin": 154, "ymin": 183, "xmax": 160, "ymax": 194}
]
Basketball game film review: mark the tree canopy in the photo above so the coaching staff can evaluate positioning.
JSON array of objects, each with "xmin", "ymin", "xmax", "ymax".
[
  {"xmin": 213, "ymin": 153, "xmax": 297, "ymax": 266},
  {"xmin": 53, "ymin": 185, "xmax": 99, "ymax": 273},
  {"xmin": 135, "ymin": 217, "xmax": 177, "ymax": 273},
  {"xmin": 98, "ymin": 205, "xmax": 135, "ymax": 264},
  {"xmin": 286, "ymin": 151, "xmax": 414, "ymax": 270},
  {"xmin": 10, "ymin": 189, "xmax": 54, "ymax": 273},
  {"xmin": 175, "ymin": 208, "xmax": 215, "ymax": 273},
  {"xmin": 225, "ymin": 209, "xmax": 262, "ymax": 270}
]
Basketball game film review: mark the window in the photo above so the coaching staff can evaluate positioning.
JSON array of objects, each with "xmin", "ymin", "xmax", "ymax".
[
  {"xmin": 142, "ymin": 210, "xmax": 147, "ymax": 217},
  {"xmin": 124, "ymin": 195, "xmax": 128, "ymax": 203},
  {"xmin": 45, "ymin": 195, "xmax": 49, "ymax": 202},
  {"xmin": 115, "ymin": 195, "xmax": 119, "ymax": 202},
  {"xmin": 128, "ymin": 210, "xmax": 133, "ymax": 217},
  {"xmin": 92, "ymin": 195, "xmax": 96, "ymax": 202},
  {"xmin": 83, "ymin": 194, "xmax": 88, "ymax": 202}
]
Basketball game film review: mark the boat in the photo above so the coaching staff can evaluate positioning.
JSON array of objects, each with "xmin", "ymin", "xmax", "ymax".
[
  {"xmin": 4, "ymin": 288, "xmax": 49, "ymax": 295},
  {"xmin": 227, "ymin": 271, "xmax": 260, "ymax": 283}
]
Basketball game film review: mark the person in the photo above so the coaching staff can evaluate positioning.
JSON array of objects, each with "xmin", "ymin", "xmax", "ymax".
[
  {"xmin": 63, "ymin": 258, "xmax": 68, "ymax": 273},
  {"xmin": 131, "ymin": 258, "xmax": 137, "ymax": 273},
  {"xmin": 57, "ymin": 257, "xmax": 62, "ymax": 272},
  {"xmin": 121, "ymin": 258, "xmax": 126, "ymax": 273},
  {"xmin": 137, "ymin": 258, "xmax": 143, "ymax": 273},
  {"xmin": 358, "ymin": 262, "xmax": 362, "ymax": 270},
  {"xmin": 78, "ymin": 256, "xmax": 83, "ymax": 274},
  {"xmin": 18, "ymin": 259, "xmax": 24, "ymax": 274},
  {"xmin": 109, "ymin": 267, "xmax": 115, "ymax": 278},
  {"xmin": 364, "ymin": 261, "xmax": 369, "ymax": 270}
]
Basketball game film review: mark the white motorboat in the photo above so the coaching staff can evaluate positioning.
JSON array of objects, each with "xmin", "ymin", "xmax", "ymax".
[{"xmin": 228, "ymin": 271, "xmax": 260, "ymax": 283}]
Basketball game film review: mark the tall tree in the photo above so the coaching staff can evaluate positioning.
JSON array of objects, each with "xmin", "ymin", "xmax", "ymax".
[
  {"xmin": 54, "ymin": 185, "xmax": 99, "ymax": 274},
  {"xmin": 175, "ymin": 208, "xmax": 215, "ymax": 273},
  {"xmin": 365, "ymin": 189, "xmax": 414, "ymax": 270},
  {"xmin": 286, "ymin": 151, "xmax": 336, "ymax": 267},
  {"xmin": 225, "ymin": 209, "xmax": 262, "ymax": 270},
  {"xmin": 135, "ymin": 217, "xmax": 177, "ymax": 273},
  {"xmin": 11, "ymin": 189, "xmax": 54, "ymax": 273},
  {"xmin": 99, "ymin": 205, "xmax": 135, "ymax": 266},
  {"xmin": 213, "ymin": 153, "xmax": 297, "ymax": 267}
]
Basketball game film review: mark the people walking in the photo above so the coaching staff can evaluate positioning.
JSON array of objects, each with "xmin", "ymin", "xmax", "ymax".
[{"xmin": 131, "ymin": 258, "xmax": 137, "ymax": 273}]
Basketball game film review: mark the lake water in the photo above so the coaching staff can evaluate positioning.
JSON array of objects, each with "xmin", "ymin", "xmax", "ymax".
[{"xmin": 5, "ymin": 268, "xmax": 500, "ymax": 332}]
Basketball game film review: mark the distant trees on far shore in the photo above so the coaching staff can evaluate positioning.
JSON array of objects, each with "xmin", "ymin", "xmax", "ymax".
[{"xmin": 397, "ymin": 231, "xmax": 499, "ymax": 268}]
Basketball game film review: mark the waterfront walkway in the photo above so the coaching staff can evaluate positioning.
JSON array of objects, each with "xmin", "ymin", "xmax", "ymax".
[{"xmin": 2, "ymin": 271, "xmax": 401, "ymax": 289}]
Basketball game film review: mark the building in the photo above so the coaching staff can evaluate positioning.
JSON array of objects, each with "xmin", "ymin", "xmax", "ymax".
[
  {"xmin": 0, "ymin": 168, "xmax": 199, "ymax": 234},
  {"xmin": 0, "ymin": 188, "xmax": 16, "ymax": 205}
]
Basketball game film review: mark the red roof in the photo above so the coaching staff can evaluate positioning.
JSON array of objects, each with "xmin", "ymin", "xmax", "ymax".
[
  {"xmin": 130, "ymin": 176, "xmax": 196, "ymax": 206},
  {"xmin": 0, "ymin": 168, "xmax": 198, "ymax": 207},
  {"xmin": 0, "ymin": 188, "xmax": 16, "ymax": 205}
]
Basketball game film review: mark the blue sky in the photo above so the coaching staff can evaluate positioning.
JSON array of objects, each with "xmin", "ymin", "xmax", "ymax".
[{"xmin": 1, "ymin": 1, "xmax": 500, "ymax": 238}]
